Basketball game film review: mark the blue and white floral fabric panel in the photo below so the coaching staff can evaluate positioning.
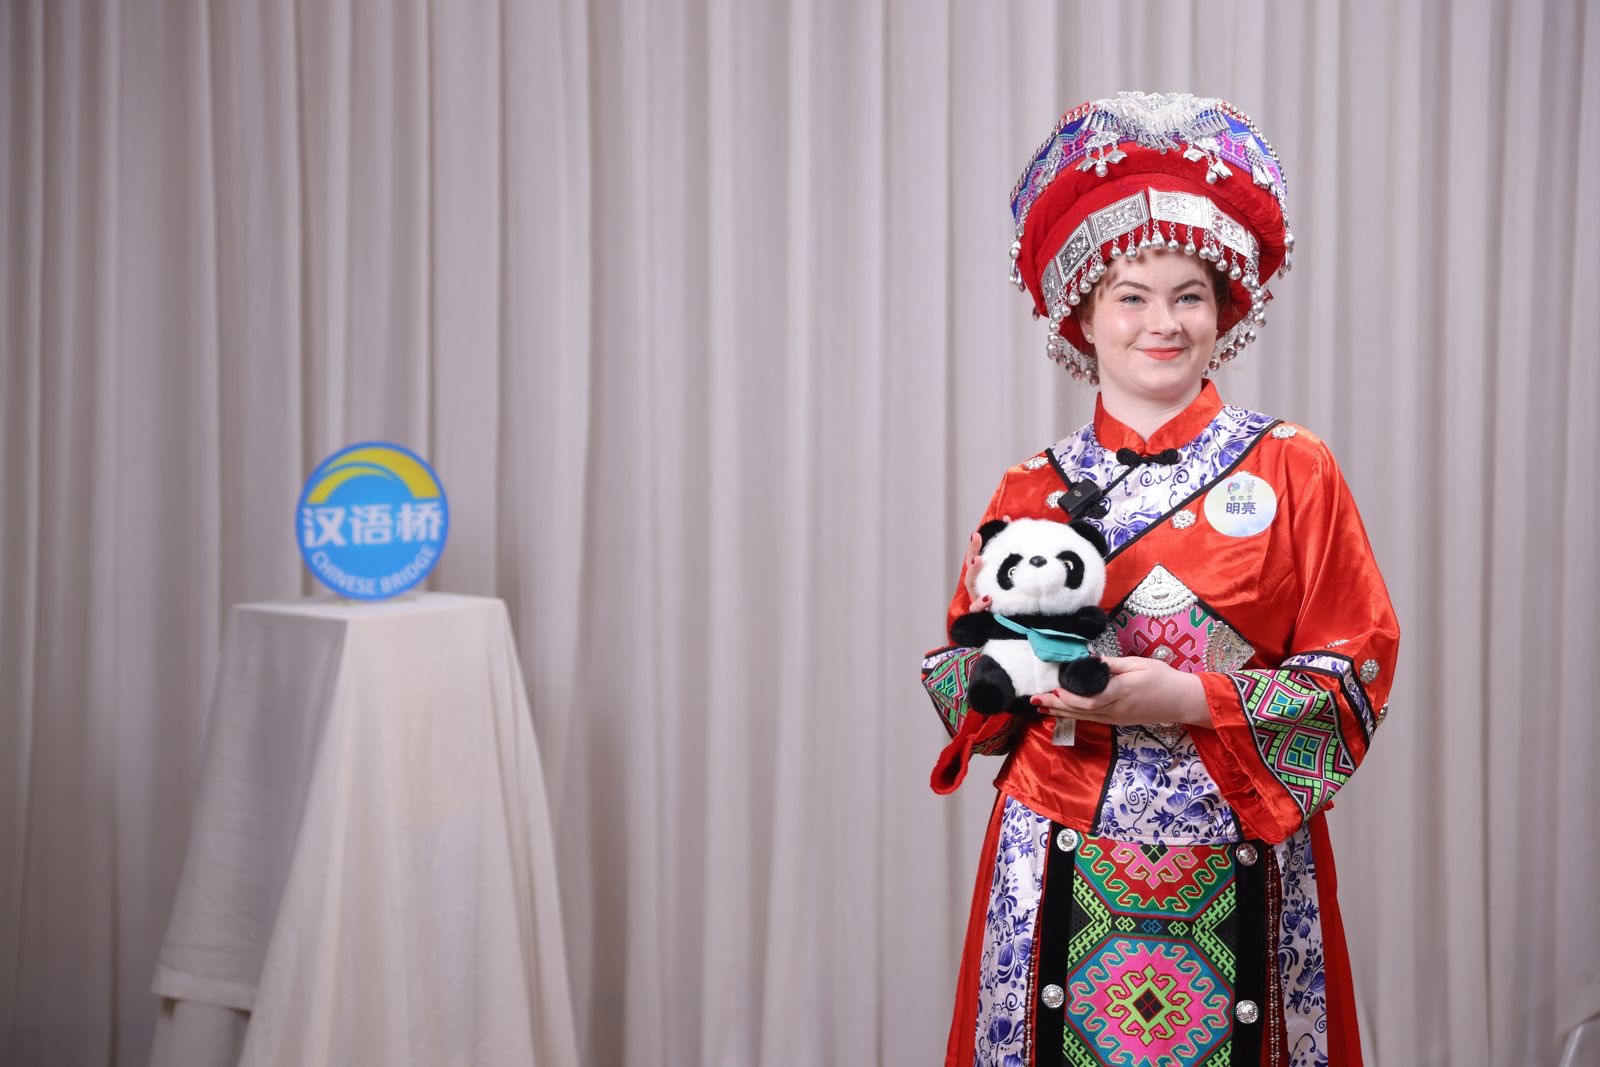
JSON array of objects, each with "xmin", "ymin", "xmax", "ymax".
[
  {"xmin": 973, "ymin": 796, "xmax": 1051, "ymax": 1066},
  {"xmin": 1049, "ymin": 405, "xmax": 1276, "ymax": 553},
  {"xmin": 1094, "ymin": 726, "xmax": 1243, "ymax": 844},
  {"xmin": 1276, "ymin": 827, "xmax": 1330, "ymax": 1067}
]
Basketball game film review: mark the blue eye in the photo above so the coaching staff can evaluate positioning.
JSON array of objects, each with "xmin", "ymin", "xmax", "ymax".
[{"xmin": 1119, "ymin": 293, "xmax": 1144, "ymax": 305}]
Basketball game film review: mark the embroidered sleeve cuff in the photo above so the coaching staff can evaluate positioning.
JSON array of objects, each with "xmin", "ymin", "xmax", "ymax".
[
  {"xmin": 924, "ymin": 647, "xmax": 1020, "ymax": 794},
  {"xmin": 1193, "ymin": 671, "xmax": 1316, "ymax": 843},
  {"xmin": 922, "ymin": 647, "xmax": 980, "ymax": 737}
]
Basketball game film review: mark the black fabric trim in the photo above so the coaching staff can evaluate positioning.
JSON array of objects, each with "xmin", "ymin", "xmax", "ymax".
[
  {"xmin": 1230, "ymin": 843, "xmax": 1269, "ymax": 1067},
  {"xmin": 1275, "ymin": 661, "xmax": 1349, "ymax": 683},
  {"xmin": 1047, "ymin": 420, "xmax": 1281, "ymax": 564},
  {"xmin": 1031, "ymin": 823, "xmax": 1077, "ymax": 1067},
  {"xmin": 1349, "ymin": 674, "xmax": 1377, "ymax": 746},
  {"xmin": 1087, "ymin": 735, "xmax": 1119, "ymax": 835},
  {"xmin": 1280, "ymin": 650, "xmax": 1379, "ymax": 748}
]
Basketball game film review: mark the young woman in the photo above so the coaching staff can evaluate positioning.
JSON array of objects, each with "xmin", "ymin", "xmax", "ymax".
[{"xmin": 923, "ymin": 93, "xmax": 1399, "ymax": 1067}]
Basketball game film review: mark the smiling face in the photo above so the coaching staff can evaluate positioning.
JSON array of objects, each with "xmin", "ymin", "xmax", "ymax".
[{"xmin": 1082, "ymin": 249, "xmax": 1222, "ymax": 412}]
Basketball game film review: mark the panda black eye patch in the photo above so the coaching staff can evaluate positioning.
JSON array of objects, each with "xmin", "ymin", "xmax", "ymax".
[
  {"xmin": 1057, "ymin": 550, "xmax": 1085, "ymax": 588},
  {"xmin": 998, "ymin": 553, "xmax": 1023, "ymax": 591}
]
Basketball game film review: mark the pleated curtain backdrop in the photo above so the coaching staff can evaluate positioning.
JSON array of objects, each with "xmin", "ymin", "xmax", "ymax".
[{"xmin": 3, "ymin": 2, "xmax": 1597, "ymax": 1065}]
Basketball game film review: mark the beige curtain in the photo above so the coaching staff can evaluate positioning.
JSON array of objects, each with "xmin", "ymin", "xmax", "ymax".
[{"xmin": 3, "ymin": 1, "xmax": 1596, "ymax": 1064}]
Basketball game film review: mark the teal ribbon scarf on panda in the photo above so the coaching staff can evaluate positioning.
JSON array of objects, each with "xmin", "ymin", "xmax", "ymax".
[{"xmin": 992, "ymin": 614, "xmax": 1093, "ymax": 662}]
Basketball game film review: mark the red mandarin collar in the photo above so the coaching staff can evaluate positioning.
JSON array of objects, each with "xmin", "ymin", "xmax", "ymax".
[{"xmin": 1093, "ymin": 380, "xmax": 1225, "ymax": 455}]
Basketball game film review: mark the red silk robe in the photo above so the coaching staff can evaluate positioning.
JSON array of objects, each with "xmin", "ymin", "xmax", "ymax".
[{"xmin": 924, "ymin": 382, "xmax": 1399, "ymax": 1067}]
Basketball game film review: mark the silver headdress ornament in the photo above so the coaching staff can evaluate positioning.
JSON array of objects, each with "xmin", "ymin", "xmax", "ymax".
[{"xmin": 1008, "ymin": 92, "xmax": 1296, "ymax": 381}]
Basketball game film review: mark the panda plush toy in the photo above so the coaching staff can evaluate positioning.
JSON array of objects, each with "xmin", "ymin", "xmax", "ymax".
[{"xmin": 949, "ymin": 517, "xmax": 1112, "ymax": 725}]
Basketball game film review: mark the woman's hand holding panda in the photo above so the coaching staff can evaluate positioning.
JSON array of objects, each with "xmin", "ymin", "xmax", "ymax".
[
  {"xmin": 961, "ymin": 518, "xmax": 1010, "ymax": 612},
  {"xmin": 1030, "ymin": 656, "xmax": 1213, "ymax": 729}
]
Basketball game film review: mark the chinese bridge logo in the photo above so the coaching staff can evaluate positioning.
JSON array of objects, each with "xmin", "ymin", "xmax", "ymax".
[{"xmin": 296, "ymin": 443, "xmax": 449, "ymax": 599}]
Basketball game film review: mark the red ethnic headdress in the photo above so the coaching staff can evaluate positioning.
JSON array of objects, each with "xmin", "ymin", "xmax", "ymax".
[{"xmin": 1009, "ymin": 92, "xmax": 1295, "ymax": 382}]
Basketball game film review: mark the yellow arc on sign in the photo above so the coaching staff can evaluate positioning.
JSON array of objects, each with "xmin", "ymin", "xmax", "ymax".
[{"xmin": 305, "ymin": 446, "xmax": 442, "ymax": 504}]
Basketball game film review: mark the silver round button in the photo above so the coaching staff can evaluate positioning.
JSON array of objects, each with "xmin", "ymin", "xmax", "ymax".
[
  {"xmin": 1234, "ymin": 999, "xmax": 1260, "ymax": 1024},
  {"xmin": 1235, "ymin": 843, "xmax": 1259, "ymax": 867},
  {"xmin": 1041, "ymin": 984, "xmax": 1066, "ymax": 1009},
  {"xmin": 1055, "ymin": 828, "xmax": 1081, "ymax": 853}
]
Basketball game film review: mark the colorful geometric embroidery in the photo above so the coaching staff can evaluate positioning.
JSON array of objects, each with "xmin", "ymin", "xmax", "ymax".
[
  {"xmin": 974, "ymin": 797, "xmax": 1051, "ymax": 1065},
  {"xmin": 1080, "ymin": 841, "xmax": 1234, "ymax": 919},
  {"xmin": 1282, "ymin": 650, "xmax": 1379, "ymax": 741},
  {"xmin": 1055, "ymin": 837, "xmax": 1243, "ymax": 1067},
  {"xmin": 922, "ymin": 646, "xmax": 1019, "ymax": 757},
  {"xmin": 1064, "ymin": 939, "xmax": 1233, "ymax": 1067},
  {"xmin": 1234, "ymin": 670, "xmax": 1354, "ymax": 819},
  {"xmin": 1094, "ymin": 566, "xmax": 1255, "ymax": 675},
  {"xmin": 921, "ymin": 647, "xmax": 972, "ymax": 735}
]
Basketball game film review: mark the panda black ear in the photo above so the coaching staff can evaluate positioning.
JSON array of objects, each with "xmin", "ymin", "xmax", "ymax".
[
  {"xmin": 1069, "ymin": 519, "xmax": 1109, "ymax": 558},
  {"xmin": 976, "ymin": 519, "xmax": 1009, "ymax": 550}
]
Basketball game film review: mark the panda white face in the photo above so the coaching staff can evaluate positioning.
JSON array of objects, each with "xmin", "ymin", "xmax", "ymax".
[{"xmin": 972, "ymin": 517, "xmax": 1107, "ymax": 616}]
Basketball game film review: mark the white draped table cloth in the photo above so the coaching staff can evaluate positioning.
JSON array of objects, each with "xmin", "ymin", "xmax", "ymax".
[{"xmin": 148, "ymin": 594, "xmax": 579, "ymax": 1067}]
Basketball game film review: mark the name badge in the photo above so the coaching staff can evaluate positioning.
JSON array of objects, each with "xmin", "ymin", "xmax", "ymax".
[{"xmin": 1204, "ymin": 472, "xmax": 1277, "ymax": 537}]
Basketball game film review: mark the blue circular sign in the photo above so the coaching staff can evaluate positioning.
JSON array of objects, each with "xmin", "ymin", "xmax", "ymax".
[{"xmin": 296, "ymin": 442, "xmax": 449, "ymax": 599}]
